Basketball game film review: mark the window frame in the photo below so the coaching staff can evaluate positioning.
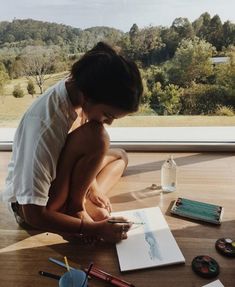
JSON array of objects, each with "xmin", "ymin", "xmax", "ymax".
[{"xmin": 1, "ymin": 127, "xmax": 235, "ymax": 152}]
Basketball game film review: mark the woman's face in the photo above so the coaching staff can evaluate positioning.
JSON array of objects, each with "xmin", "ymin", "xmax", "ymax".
[{"xmin": 82, "ymin": 102, "xmax": 129, "ymax": 125}]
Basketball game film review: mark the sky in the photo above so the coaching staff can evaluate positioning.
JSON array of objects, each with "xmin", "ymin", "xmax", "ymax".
[{"xmin": 0, "ymin": 0, "xmax": 235, "ymax": 32}]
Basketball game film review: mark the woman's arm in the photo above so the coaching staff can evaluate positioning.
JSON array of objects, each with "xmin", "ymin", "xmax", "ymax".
[
  {"xmin": 21, "ymin": 204, "xmax": 129, "ymax": 243},
  {"xmin": 22, "ymin": 204, "xmax": 84, "ymax": 234}
]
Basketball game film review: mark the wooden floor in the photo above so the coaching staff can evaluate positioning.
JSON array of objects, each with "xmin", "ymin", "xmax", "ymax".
[{"xmin": 0, "ymin": 151, "xmax": 235, "ymax": 287}]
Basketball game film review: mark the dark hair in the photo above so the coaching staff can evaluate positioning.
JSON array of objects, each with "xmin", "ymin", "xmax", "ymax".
[{"xmin": 70, "ymin": 42, "xmax": 143, "ymax": 112}]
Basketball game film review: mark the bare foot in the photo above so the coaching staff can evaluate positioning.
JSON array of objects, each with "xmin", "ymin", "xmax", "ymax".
[
  {"xmin": 85, "ymin": 198, "xmax": 110, "ymax": 221},
  {"xmin": 75, "ymin": 209, "xmax": 94, "ymax": 223}
]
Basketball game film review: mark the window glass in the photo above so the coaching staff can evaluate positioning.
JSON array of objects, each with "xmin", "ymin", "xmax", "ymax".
[{"xmin": 0, "ymin": 1, "xmax": 235, "ymax": 128}]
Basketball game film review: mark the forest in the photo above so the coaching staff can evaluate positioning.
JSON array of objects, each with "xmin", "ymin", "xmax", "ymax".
[{"xmin": 0, "ymin": 12, "xmax": 235, "ymax": 116}]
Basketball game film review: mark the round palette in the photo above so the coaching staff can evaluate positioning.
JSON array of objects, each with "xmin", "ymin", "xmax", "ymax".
[
  {"xmin": 215, "ymin": 238, "xmax": 235, "ymax": 257},
  {"xmin": 192, "ymin": 255, "xmax": 220, "ymax": 278}
]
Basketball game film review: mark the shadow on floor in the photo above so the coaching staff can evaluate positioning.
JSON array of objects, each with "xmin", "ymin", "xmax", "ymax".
[
  {"xmin": 110, "ymin": 186, "xmax": 162, "ymax": 203},
  {"xmin": 124, "ymin": 152, "xmax": 233, "ymax": 176}
]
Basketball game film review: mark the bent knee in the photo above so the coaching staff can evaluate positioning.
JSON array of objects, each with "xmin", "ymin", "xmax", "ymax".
[
  {"xmin": 68, "ymin": 121, "xmax": 110, "ymax": 155},
  {"xmin": 85, "ymin": 121, "xmax": 110, "ymax": 153},
  {"xmin": 120, "ymin": 148, "xmax": 128, "ymax": 166},
  {"xmin": 114, "ymin": 148, "xmax": 128, "ymax": 167}
]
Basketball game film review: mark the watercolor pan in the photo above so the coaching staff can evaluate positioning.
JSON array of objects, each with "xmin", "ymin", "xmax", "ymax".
[
  {"xmin": 215, "ymin": 238, "xmax": 235, "ymax": 257},
  {"xmin": 192, "ymin": 255, "xmax": 220, "ymax": 278}
]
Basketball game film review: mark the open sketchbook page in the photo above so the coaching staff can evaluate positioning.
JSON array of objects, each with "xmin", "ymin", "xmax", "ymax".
[
  {"xmin": 112, "ymin": 206, "xmax": 185, "ymax": 272},
  {"xmin": 202, "ymin": 280, "xmax": 224, "ymax": 287}
]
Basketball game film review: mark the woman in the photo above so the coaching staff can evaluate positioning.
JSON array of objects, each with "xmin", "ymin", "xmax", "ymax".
[{"xmin": 3, "ymin": 42, "xmax": 143, "ymax": 243}]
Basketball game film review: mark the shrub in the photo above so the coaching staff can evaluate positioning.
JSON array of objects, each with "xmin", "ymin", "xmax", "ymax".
[
  {"xmin": 27, "ymin": 80, "xmax": 36, "ymax": 97},
  {"xmin": 180, "ymin": 84, "xmax": 230, "ymax": 115},
  {"xmin": 13, "ymin": 84, "xmax": 24, "ymax": 98},
  {"xmin": 215, "ymin": 105, "xmax": 234, "ymax": 116},
  {"xmin": 135, "ymin": 103, "xmax": 156, "ymax": 115}
]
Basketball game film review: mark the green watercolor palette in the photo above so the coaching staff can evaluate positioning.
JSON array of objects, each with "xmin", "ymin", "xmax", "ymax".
[{"xmin": 170, "ymin": 197, "xmax": 223, "ymax": 225}]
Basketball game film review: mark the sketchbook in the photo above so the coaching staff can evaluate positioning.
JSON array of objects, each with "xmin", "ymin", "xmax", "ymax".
[
  {"xmin": 202, "ymin": 280, "xmax": 224, "ymax": 287},
  {"xmin": 112, "ymin": 206, "xmax": 185, "ymax": 272}
]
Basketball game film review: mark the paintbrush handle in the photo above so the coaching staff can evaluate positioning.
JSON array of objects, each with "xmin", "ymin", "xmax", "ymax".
[
  {"xmin": 39, "ymin": 270, "xmax": 61, "ymax": 280},
  {"xmin": 48, "ymin": 257, "xmax": 76, "ymax": 270},
  {"xmin": 108, "ymin": 220, "xmax": 144, "ymax": 225}
]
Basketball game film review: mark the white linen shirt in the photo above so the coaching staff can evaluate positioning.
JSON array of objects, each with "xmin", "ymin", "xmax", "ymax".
[{"xmin": 2, "ymin": 79, "xmax": 77, "ymax": 206}]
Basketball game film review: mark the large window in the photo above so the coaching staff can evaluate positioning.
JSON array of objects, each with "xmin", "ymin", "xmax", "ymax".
[{"xmin": 1, "ymin": 1, "xmax": 235, "ymax": 148}]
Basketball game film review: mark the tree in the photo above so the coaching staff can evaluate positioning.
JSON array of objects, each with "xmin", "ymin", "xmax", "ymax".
[
  {"xmin": 143, "ymin": 65, "xmax": 168, "ymax": 97},
  {"xmin": 0, "ymin": 63, "xmax": 9, "ymax": 103},
  {"xmin": 27, "ymin": 79, "xmax": 36, "ymax": 98},
  {"xmin": 129, "ymin": 23, "xmax": 139, "ymax": 44},
  {"xmin": 222, "ymin": 21, "xmax": 235, "ymax": 48},
  {"xmin": 20, "ymin": 46, "xmax": 56, "ymax": 93},
  {"xmin": 125, "ymin": 25, "xmax": 164, "ymax": 66},
  {"xmin": 214, "ymin": 47, "xmax": 235, "ymax": 107},
  {"xmin": 141, "ymin": 77, "xmax": 152, "ymax": 106},
  {"xmin": 151, "ymin": 83, "xmax": 183, "ymax": 115},
  {"xmin": 207, "ymin": 15, "xmax": 223, "ymax": 51},
  {"xmin": 180, "ymin": 84, "xmax": 229, "ymax": 115},
  {"xmin": 196, "ymin": 12, "xmax": 211, "ymax": 39},
  {"xmin": 159, "ymin": 27, "xmax": 180, "ymax": 60},
  {"xmin": 171, "ymin": 17, "xmax": 194, "ymax": 40},
  {"xmin": 192, "ymin": 16, "xmax": 204, "ymax": 35},
  {"xmin": 167, "ymin": 37, "xmax": 214, "ymax": 87}
]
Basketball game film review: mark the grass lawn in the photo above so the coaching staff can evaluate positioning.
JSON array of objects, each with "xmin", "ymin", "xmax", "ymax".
[
  {"xmin": 1, "ymin": 72, "xmax": 235, "ymax": 127},
  {"xmin": 112, "ymin": 115, "xmax": 235, "ymax": 127},
  {"xmin": 0, "ymin": 72, "xmax": 68, "ymax": 127}
]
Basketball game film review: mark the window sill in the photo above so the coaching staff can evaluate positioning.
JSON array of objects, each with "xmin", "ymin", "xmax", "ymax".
[{"xmin": 0, "ymin": 127, "xmax": 235, "ymax": 151}]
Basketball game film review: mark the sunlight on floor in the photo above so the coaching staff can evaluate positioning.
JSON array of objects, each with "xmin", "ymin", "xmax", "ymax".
[{"xmin": 0, "ymin": 232, "xmax": 64, "ymax": 253}]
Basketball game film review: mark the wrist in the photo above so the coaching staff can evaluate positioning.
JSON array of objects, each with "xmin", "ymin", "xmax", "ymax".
[
  {"xmin": 78, "ymin": 217, "xmax": 84, "ymax": 235},
  {"xmin": 82, "ymin": 220, "xmax": 101, "ymax": 236}
]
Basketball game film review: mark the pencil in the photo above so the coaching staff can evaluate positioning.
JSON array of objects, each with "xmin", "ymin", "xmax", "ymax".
[{"xmin": 108, "ymin": 220, "xmax": 144, "ymax": 225}]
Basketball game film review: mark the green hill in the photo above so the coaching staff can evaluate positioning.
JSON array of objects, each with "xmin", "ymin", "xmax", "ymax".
[{"xmin": 0, "ymin": 19, "xmax": 124, "ymax": 50}]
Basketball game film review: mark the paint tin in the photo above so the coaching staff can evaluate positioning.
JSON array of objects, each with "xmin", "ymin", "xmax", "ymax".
[
  {"xmin": 192, "ymin": 255, "xmax": 219, "ymax": 278},
  {"xmin": 215, "ymin": 238, "xmax": 235, "ymax": 257}
]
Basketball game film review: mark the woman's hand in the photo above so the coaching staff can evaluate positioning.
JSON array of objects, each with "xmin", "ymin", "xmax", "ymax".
[
  {"xmin": 87, "ymin": 190, "xmax": 112, "ymax": 213},
  {"xmin": 95, "ymin": 216, "xmax": 132, "ymax": 243}
]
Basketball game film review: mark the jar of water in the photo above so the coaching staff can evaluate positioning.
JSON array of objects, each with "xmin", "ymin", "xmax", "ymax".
[{"xmin": 161, "ymin": 155, "xmax": 177, "ymax": 192}]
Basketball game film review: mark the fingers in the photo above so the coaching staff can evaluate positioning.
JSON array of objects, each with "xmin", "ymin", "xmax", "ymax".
[
  {"xmin": 96, "ymin": 198, "xmax": 111, "ymax": 213},
  {"xmin": 105, "ymin": 201, "xmax": 112, "ymax": 213},
  {"xmin": 118, "ymin": 224, "xmax": 128, "ymax": 241},
  {"xmin": 109, "ymin": 219, "xmax": 131, "ymax": 241},
  {"xmin": 100, "ymin": 216, "xmax": 133, "ymax": 243},
  {"xmin": 96, "ymin": 197, "xmax": 112, "ymax": 214},
  {"xmin": 93, "ymin": 196, "xmax": 105, "ymax": 208},
  {"xmin": 89, "ymin": 193, "xmax": 112, "ymax": 212},
  {"xmin": 109, "ymin": 224, "xmax": 127, "ymax": 242},
  {"xmin": 105, "ymin": 224, "xmax": 129, "ymax": 243}
]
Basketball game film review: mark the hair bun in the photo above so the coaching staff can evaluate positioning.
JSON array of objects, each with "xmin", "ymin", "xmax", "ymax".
[{"xmin": 91, "ymin": 41, "xmax": 117, "ymax": 55}]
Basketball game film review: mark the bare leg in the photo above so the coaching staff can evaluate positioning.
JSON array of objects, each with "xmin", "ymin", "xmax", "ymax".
[
  {"xmin": 47, "ymin": 121, "xmax": 109, "ymax": 222},
  {"xmin": 97, "ymin": 149, "xmax": 128, "ymax": 193},
  {"xmin": 85, "ymin": 148, "xmax": 128, "ymax": 220}
]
